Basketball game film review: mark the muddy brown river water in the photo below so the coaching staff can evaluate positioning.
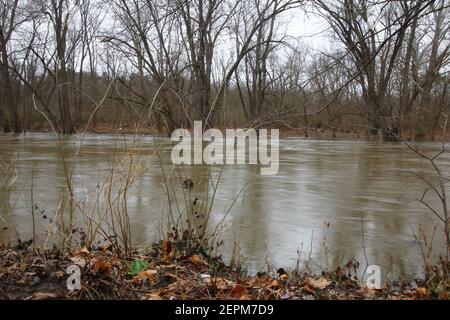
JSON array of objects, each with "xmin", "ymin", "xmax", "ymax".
[{"xmin": 0, "ymin": 133, "xmax": 448, "ymax": 279}]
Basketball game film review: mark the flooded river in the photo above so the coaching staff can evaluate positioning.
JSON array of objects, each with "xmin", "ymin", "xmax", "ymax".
[{"xmin": 0, "ymin": 133, "xmax": 448, "ymax": 279}]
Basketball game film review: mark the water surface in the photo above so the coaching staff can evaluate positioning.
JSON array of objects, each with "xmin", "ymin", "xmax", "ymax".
[{"xmin": 0, "ymin": 133, "xmax": 447, "ymax": 279}]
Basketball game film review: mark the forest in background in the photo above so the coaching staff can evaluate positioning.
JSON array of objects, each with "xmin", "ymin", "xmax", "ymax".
[{"xmin": 0, "ymin": 0, "xmax": 449, "ymax": 141}]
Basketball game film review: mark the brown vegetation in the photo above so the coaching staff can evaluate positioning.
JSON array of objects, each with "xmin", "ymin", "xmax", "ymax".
[{"xmin": 1, "ymin": 242, "xmax": 448, "ymax": 300}]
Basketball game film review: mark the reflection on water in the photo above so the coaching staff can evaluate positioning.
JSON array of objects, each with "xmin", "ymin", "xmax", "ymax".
[{"xmin": 0, "ymin": 133, "xmax": 447, "ymax": 278}]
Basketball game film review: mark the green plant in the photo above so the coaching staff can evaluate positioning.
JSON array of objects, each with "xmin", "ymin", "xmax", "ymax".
[{"xmin": 128, "ymin": 259, "xmax": 149, "ymax": 276}]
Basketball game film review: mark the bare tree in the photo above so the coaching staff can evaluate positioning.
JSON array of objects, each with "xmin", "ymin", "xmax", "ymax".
[
  {"xmin": 314, "ymin": 0, "xmax": 435, "ymax": 140},
  {"xmin": 0, "ymin": 0, "xmax": 25, "ymax": 132},
  {"xmin": 416, "ymin": 0, "xmax": 450, "ymax": 139},
  {"xmin": 34, "ymin": 0, "xmax": 79, "ymax": 134},
  {"xmin": 234, "ymin": 0, "xmax": 280, "ymax": 123},
  {"xmin": 176, "ymin": 0, "xmax": 237, "ymax": 121}
]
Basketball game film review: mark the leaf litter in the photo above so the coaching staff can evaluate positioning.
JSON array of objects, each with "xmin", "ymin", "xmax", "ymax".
[{"xmin": 0, "ymin": 242, "xmax": 448, "ymax": 300}]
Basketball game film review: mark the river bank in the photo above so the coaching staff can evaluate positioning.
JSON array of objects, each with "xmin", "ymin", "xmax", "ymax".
[
  {"xmin": 21, "ymin": 123, "xmax": 443, "ymax": 141},
  {"xmin": 0, "ymin": 241, "xmax": 448, "ymax": 300}
]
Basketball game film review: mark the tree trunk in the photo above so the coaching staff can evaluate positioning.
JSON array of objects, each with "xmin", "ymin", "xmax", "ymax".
[
  {"xmin": 54, "ymin": 1, "xmax": 74, "ymax": 135},
  {"xmin": 0, "ymin": 37, "xmax": 20, "ymax": 132},
  {"xmin": 0, "ymin": 107, "xmax": 11, "ymax": 132}
]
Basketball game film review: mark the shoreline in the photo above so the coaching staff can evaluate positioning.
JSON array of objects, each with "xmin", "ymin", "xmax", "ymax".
[
  {"xmin": 0, "ymin": 127, "xmax": 442, "ymax": 142},
  {"xmin": 0, "ymin": 243, "xmax": 447, "ymax": 300}
]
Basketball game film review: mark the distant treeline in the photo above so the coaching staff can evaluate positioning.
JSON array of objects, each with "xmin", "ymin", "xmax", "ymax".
[{"xmin": 0, "ymin": 0, "xmax": 449, "ymax": 140}]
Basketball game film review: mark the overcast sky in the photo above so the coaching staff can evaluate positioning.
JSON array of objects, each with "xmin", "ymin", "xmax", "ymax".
[{"xmin": 284, "ymin": 8, "xmax": 332, "ymax": 52}]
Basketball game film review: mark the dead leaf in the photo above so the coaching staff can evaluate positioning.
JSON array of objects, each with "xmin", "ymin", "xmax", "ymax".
[
  {"xmin": 74, "ymin": 246, "xmax": 89, "ymax": 255},
  {"xmin": 279, "ymin": 274, "xmax": 288, "ymax": 281},
  {"xmin": 213, "ymin": 277, "xmax": 235, "ymax": 290},
  {"xmin": 160, "ymin": 264, "xmax": 177, "ymax": 269},
  {"xmin": 92, "ymin": 259, "xmax": 112, "ymax": 273},
  {"xmin": 69, "ymin": 256, "xmax": 86, "ymax": 268},
  {"xmin": 415, "ymin": 287, "xmax": 429, "ymax": 298},
  {"xmin": 302, "ymin": 284, "xmax": 316, "ymax": 295},
  {"xmin": 230, "ymin": 284, "xmax": 246, "ymax": 299},
  {"xmin": 268, "ymin": 279, "xmax": 281, "ymax": 289},
  {"xmin": 99, "ymin": 243, "xmax": 112, "ymax": 252},
  {"xmin": 135, "ymin": 269, "xmax": 157, "ymax": 283},
  {"xmin": 142, "ymin": 292, "xmax": 163, "ymax": 300},
  {"xmin": 31, "ymin": 292, "xmax": 58, "ymax": 300},
  {"xmin": 162, "ymin": 240, "xmax": 175, "ymax": 259},
  {"xmin": 189, "ymin": 255, "xmax": 208, "ymax": 267},
  {"xmin": 305, "ymin": 277, "xmax": 331, "ymax": 290}
]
